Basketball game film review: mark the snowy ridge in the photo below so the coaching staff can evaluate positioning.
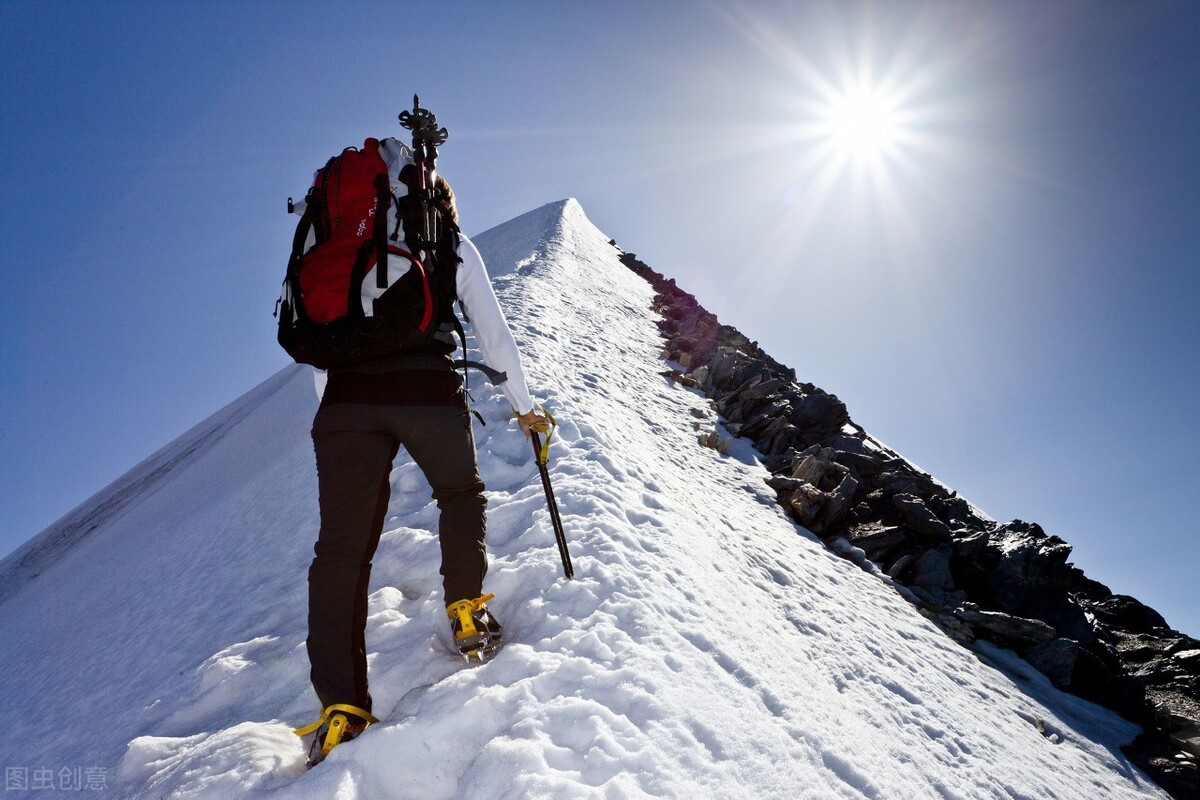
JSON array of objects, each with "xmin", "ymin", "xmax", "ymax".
[
  {"xmin": 0, "ymin": 200, "xmax": 1165, "ymax": 798},
  {"xmin": 0, "ymin": 367, "xmax": 300, "ymax": 606}
]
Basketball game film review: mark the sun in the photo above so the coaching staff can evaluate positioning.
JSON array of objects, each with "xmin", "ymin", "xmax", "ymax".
[{"xmin": 824, "ymin": 86, "xmax": 901, "ymax": 161}]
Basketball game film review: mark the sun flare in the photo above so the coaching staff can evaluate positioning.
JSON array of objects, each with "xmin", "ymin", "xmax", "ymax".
[{"xmin": 824, "ymin": 87, "xmax": 901, "ymax": 160}]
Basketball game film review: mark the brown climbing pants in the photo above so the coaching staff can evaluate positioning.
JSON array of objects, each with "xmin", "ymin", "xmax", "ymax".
[{"xmin": 306, "ymin": 401, "xmax": 487, "ymax": 712}]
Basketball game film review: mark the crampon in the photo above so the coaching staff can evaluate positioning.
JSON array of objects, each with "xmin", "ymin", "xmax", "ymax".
[
  {"xmin": 293, "ymin": 704, "xmax": 379, "ymax": 768},
  {"xmin": 447, "ymin": 594, "xmax": 503, "ymax": 663}
]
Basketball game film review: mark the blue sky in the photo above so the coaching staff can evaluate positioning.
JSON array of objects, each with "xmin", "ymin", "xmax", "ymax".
[{"xmin": 2, "ymin": 1, "xmax": 1197, "ymax": 636}]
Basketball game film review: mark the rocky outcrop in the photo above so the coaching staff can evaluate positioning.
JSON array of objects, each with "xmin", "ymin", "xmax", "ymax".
[{"xmin": 620, "ymin": 248, "xmax": 1199, "ymax": 799}]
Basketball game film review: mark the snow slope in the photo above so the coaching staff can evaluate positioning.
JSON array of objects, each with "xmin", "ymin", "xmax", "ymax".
[{"xmin": 0, "ymin": 199, "xmax": 1165, "ymax": 799}]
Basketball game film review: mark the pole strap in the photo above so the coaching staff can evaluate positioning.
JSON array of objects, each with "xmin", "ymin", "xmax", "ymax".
[{"xmin": 515, "ymin": 405, "xmax": 556, "ymax": 464}]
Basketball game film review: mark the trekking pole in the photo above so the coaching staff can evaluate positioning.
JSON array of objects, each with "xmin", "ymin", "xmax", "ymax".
[
  {"xmin": 398, "ymin": 94, "xmax": 449, "ymax": 254},
  {"xmin": 528, "ymin": 412, "xmax": 573, "ymax": 580}
]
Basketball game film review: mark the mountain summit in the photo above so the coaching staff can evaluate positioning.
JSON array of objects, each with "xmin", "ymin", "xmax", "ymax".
[{"xmin": 0, "ymin": 200, "xmax": 1168, "ymax": 798}]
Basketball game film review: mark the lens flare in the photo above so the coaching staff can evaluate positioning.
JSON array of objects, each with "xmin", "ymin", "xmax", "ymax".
[{"xmin": 826, "ymin": 87, "xmax": 901, "ymax": 160}]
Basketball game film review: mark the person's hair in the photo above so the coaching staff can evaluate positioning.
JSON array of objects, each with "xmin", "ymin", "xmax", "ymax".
[{"xmin": 435, "ymin": 175, "xmax": 458, "ymax": 223}]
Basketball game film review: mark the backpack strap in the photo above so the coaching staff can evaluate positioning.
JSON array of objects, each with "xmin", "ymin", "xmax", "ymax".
[
  {"xmin": 454, "ymin": 358, "xmax": 508, "ymax": 386},
  {"xmin": 341, "ymin": 170, "xmax": 395, "ymax": 320},
  {"xmin": 373, "ymin": 173, "xmax": 390, "ymax": 290},
  {"xmin": 287, "ymin": 191, "xmax": 317, "ymax": 271},
  {"xmin": 285, "ymin": 193, "xmax": 319, "ymax": 322},
  {"xmin": 448, "ymin": 313, "xmax": 508, "ymax": 386}
]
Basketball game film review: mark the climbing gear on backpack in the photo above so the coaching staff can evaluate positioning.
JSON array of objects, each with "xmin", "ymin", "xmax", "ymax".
[
  {"xmin": 276, "ymin": 96, "xmax": 464, "ymax": 371},
  {"xmin": 398, "ymin": 94, "xmax": 450, "ymax": 258},
  {"xmin": 447, "ymin": 594, "xmax": 503, "ymax": 662},
  {"xmin": 294, "ymin": 703, "xmax": 380, "ymax": 767},
  {"xmin": 524, "ymin": 408, "xmax": 573, "ymax": 580}
]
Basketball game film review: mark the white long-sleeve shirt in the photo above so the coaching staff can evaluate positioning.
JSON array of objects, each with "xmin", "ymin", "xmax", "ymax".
[{"xmin": 453, "ymin": 233, "xmax": 534, "ymax": 415}]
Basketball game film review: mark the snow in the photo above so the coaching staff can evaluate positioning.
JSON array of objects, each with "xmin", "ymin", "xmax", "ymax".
[{"xmin": 0, "ymin": 199, "xmax": 1166, "ymax": 799}]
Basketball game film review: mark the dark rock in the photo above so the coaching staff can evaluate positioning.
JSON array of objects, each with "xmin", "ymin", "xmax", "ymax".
[
  {"xmin": 786, "ymin": 393, "xmax": 849, "ymax": 444},
  {"xmin": 893, "ymin": 494, "xmax": 953, "ymax": 541},
  {"xmin": 950, "ymin": 519, "xmax": 1085, "ymax": 633},
  {"xmin": 892, "ymin": 556, "xmax": 916, "ymax": 582},
  {"xmin": 831, "ymin": 449, "xmax": 883, "ymax": 477},
  {"xmin": 952, "ymin": 604, "xmax": 1056, "ymax": 646},
  {"xmin": 953, "ymin": 529, "xmax": 993, "ymax": 559},
  {"xmin": 828, "ymin": 434, "xmax": 870, "ymax": 455},
  {"xmin": 1153, "ymin": 687, "xmax": 1200, "ymax": 737},
  {"xmin": 1174, "ymin": 726, "xmax": 1200, "ymax": 759},
  {"xmin": 1025, "ymin": 639, "xmax": 1079, "ymax": 689},
  {"xmin": 1069, "ymin": 640, "xmax": 1147, "ymax": 718},
  {"xmin": 912, "ymin": 548, "xmax": 954, "ymax": 589},
  {"xmin": 765, "ymin": 476, "xmax": 805, "ymax": 495},
  {"xmin": 741, "ymin": 409, "xmax": 791, "ymax": 442},
  {"xmin": 930, "ymin": 495, "xmax": 992, "ymax": 531},
  {"xmin": 817, "ymin": 472, "xmax": 859, "ymax": 534},
  {"xmin": 887, "ymin": 554, "xmax": 917, "ymax": 581},
  {"xmin": 739, "ymin": 376, "xmax": 786, "ymax": 402},
  {"xmin": 1090, "ymin": 594, "xmax": 1171, "ymax": 634},
  {"xmin": 848, "ymin": 525, "xmax": 908, "ymax": 561},
  {"xmin": 871, "ymin": 470, "xmax": 950, "ymax": 501},
  {"xmin": 1123, "ymin": 730, "xmax": 1200, "ymax": 800},
  {"xmin": 787, "ymin": 484, "xmax": 827, "ymax": 529},
  {"xmin": 912, "ymin": 587, "xmax": 969, "ymax": 609},
  {"xmin": 1070, "ymin": 569, "xmax": 1114, "ymax": 602}
]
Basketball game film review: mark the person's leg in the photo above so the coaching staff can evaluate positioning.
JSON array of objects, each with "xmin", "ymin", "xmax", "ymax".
[
  {"xmin": 391, "ymin": 404, "xmax": 487, "ymax": 605},
  {"xmin": 308, "ymin": 405, "xmax": 398, "ymax": 713}
]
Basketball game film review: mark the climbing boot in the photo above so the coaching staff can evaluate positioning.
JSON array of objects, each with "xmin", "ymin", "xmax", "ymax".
[
  {"xmin": 293, "ymin": 704, "xmax": 379, "ymax": 768},
  {"xmin": 447, "ymin": 594, "xmax": 503, "ymax": 662}
]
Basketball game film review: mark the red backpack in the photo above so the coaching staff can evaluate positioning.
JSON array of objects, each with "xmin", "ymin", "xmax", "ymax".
[{"xmin": 276, "ymin": 138, "xmax": 459, "ymax": 369}]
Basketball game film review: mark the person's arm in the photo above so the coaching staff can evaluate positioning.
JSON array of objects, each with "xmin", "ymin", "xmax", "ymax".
[{"xmin": 455, "ymin": 234, "xmax": 536, "ymax": 416}]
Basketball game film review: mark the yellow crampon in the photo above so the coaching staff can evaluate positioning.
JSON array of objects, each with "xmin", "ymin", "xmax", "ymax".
[
  {"xmin": 447, "ymin": 594, "xmax": 495, "ymax": 643},
  {"xmin": 293, "ymin": 703, "xmax": 379, "ymax": 759}
]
